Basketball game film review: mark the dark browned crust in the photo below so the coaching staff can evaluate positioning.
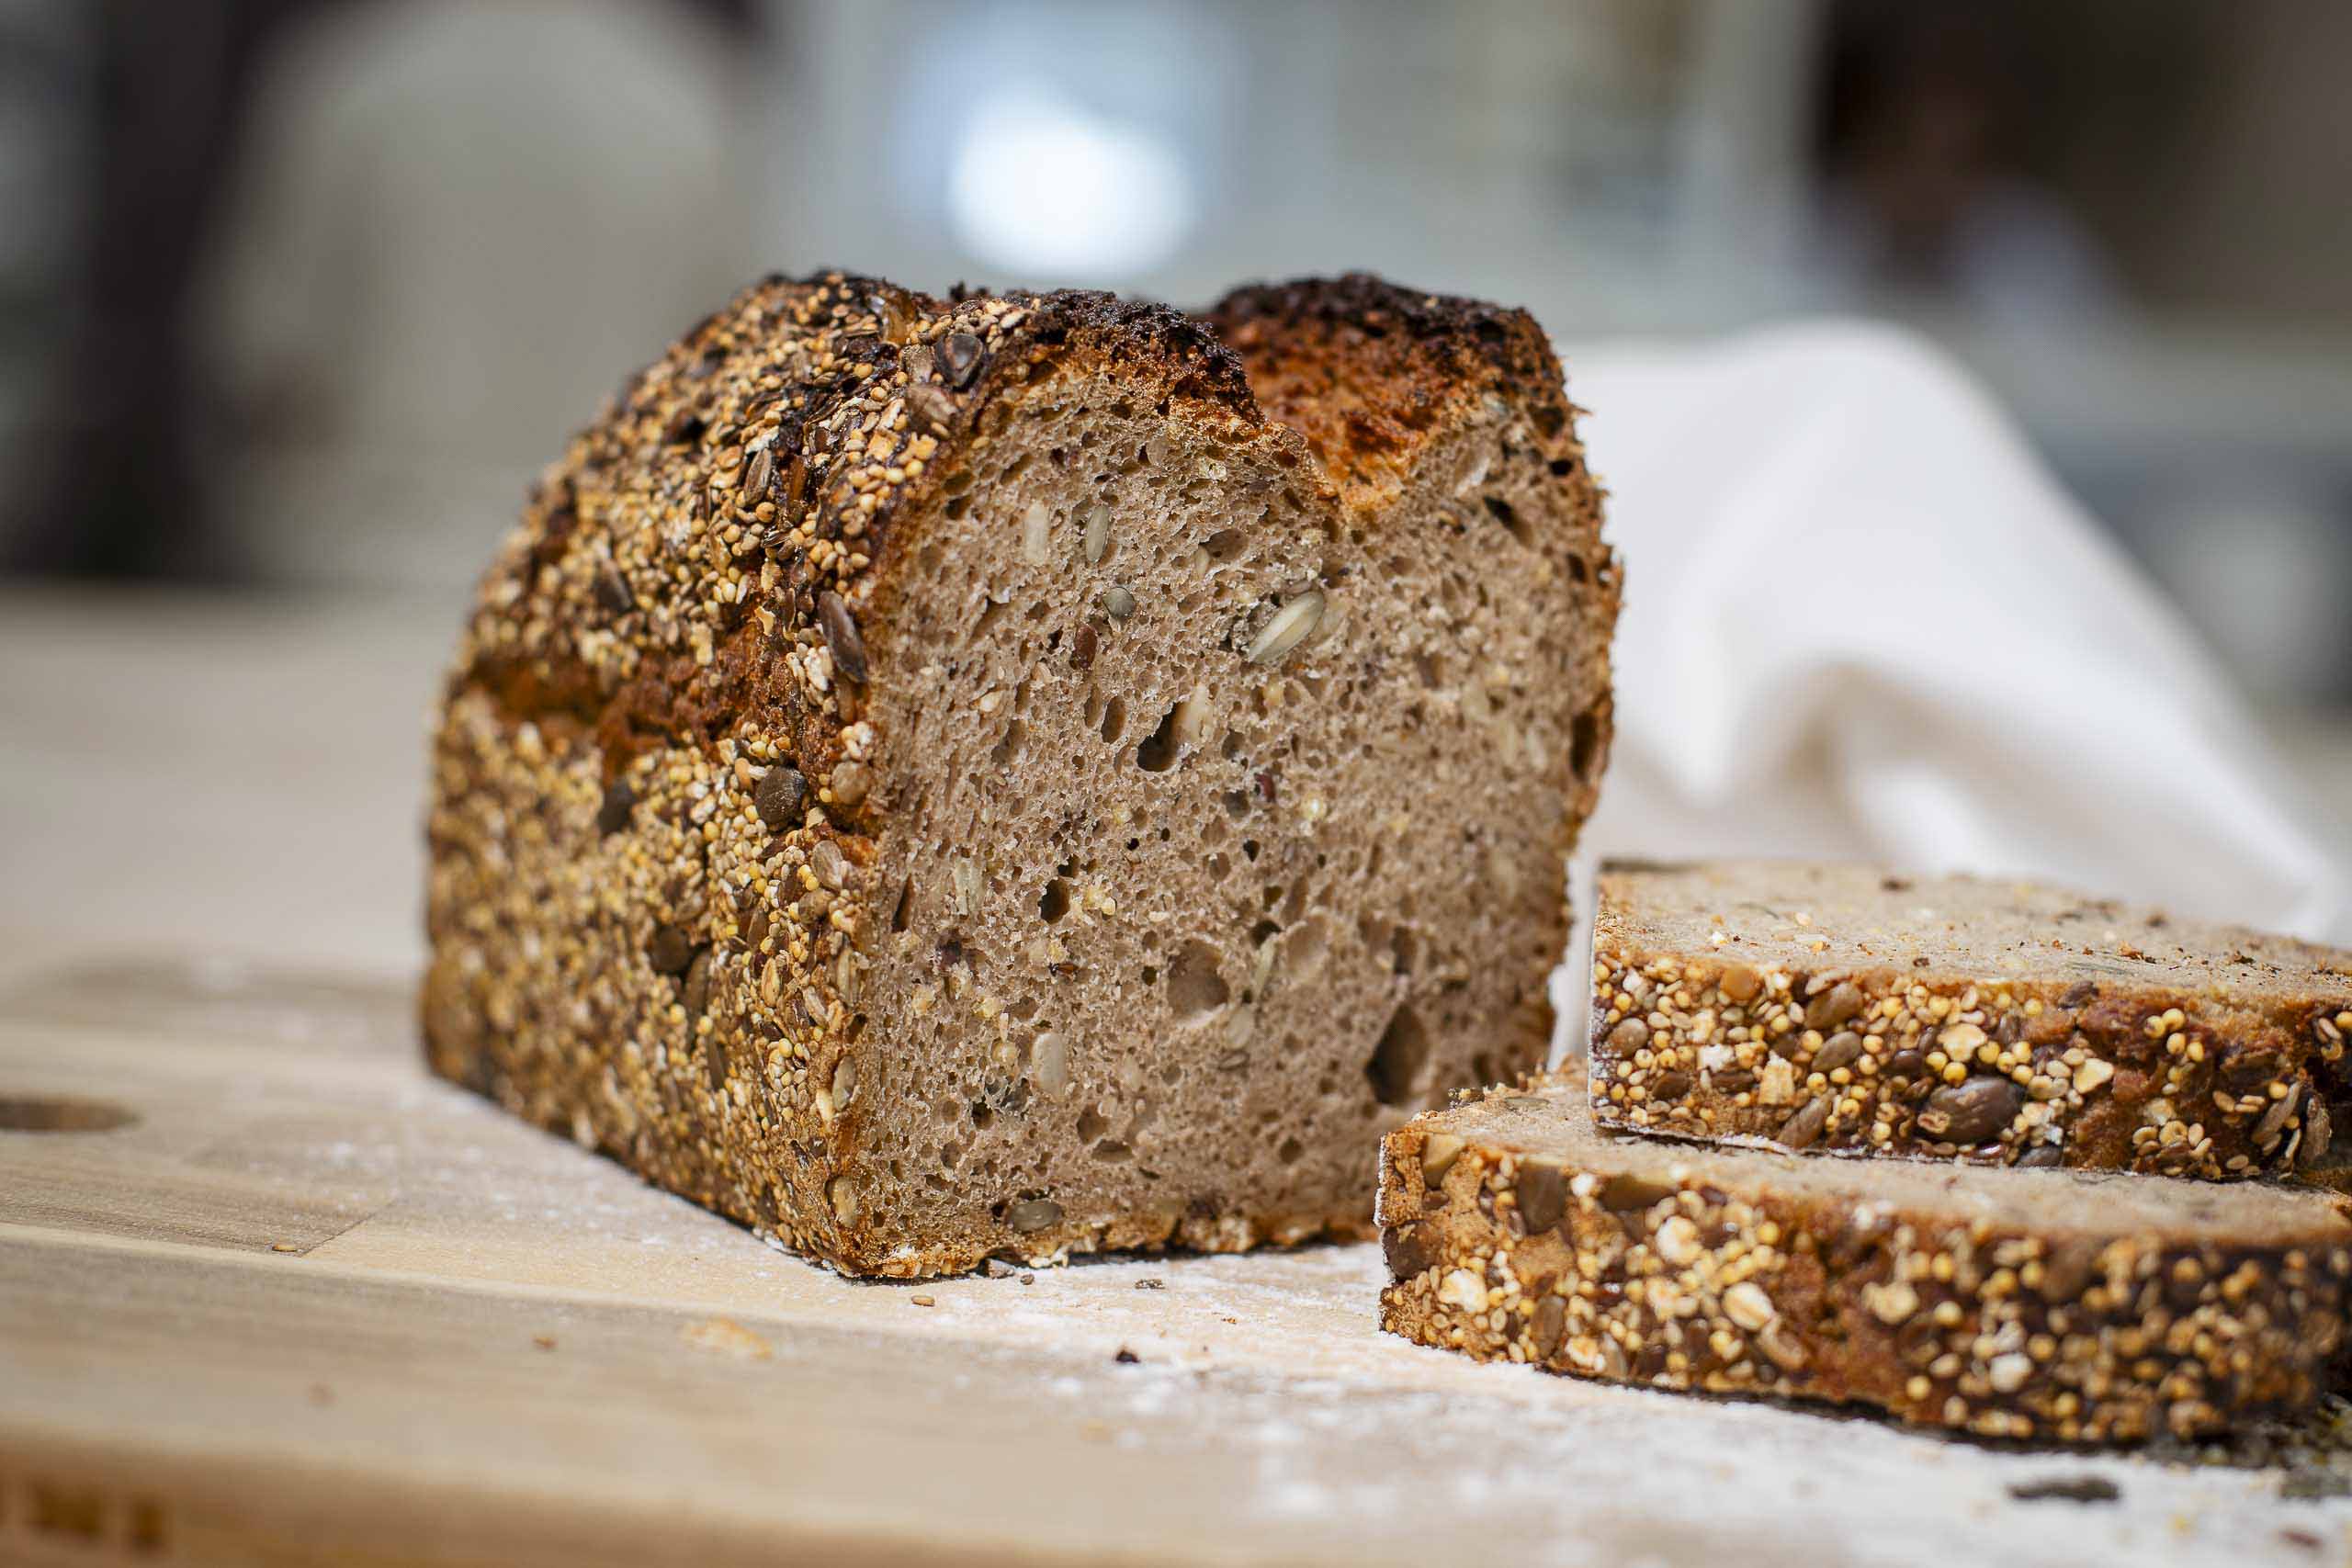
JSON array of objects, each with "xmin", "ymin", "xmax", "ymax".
[
  {"xmin": 1588, "ymin": 861, "xmax": 2352, "ymax": 1182},
  {"xmin": 1377, "ymin": 1077, "xmax": 2352, "ymax": 1442},
  {"xmin": 423, "ymin": 269, "xmax": 1616, "ymax": 1277},
  {"xmin": 1205, "ymin": 274, "xmax": 1584, "ymax": 509}
]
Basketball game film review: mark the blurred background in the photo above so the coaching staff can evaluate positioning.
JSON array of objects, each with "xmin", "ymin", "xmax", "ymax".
[{"xmin": 2, "ymin": 0, "xmax": 2348, "ymax": 968}]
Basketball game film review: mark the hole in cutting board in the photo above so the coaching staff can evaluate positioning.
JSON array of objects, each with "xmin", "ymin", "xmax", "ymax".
[{"xmin": 0, "ymin": 1095, "xmax": 139, "ymax": 1133}]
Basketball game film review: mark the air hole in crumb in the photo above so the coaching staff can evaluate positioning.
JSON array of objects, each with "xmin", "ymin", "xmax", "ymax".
[
  {"xmin": 989, "ymin": 719, "xmax": 1027, "ymax": 767},
  {"xmin": 1223, "ymin": 791, "xmax": 1250, "ymax": 818},
  {"xmin": 1365, "ymin": 842, "xmax": 1384, "ymax": 881},
  {"xmin": 1219, "ymin": 729, "xmax": 1243, "ymax": 760},
  {"xmin": 968, "ymin": 597, "xmax": 1009, "ymax": 643},
  {"xmin": 1038, "ymin": 879, "xmax": 1070, "ymax": 923},
  {"xmin": 1366, "ymin": 1004, "xmax": 1430, "ymax": 1107},
  {"xmin": 970, "ymin": 1104, "xmax": 994, "ymax": 1131},
  {"xmin": 1141, "ymin": 965, "xmax": 1159, "ymax": 986},
  {"xmin": 1483, "ymin": 495, "xmax": 1532, "ymax": 547},
  {"xmin": 1277, "ymin": 1136, "xmax": 1305, "ymax": 1166},
  {"xmin": 1093, "ymin": 1140, "xmax": 1132, "ymax": 1162},
  {"xmin": 1470, "ymin": 1051, "xmax": 1500, "ymax": 1084},
  {"xmin": 1165, "ymin": 941, "xmax": 1229, "ymax": 1018},
  {"xmin": 1136, "ymin": 705, "xmax": 1182, "ymax": 773},
  {"xmin": 1201, "ymin": 527, "xmax": 1248, "ymax": 562},
  {"xmin": 890, "ymin": 881, "xmax": 914, "ymax": 932},
  {"xmin": 1391, "ymin": 927, "xmax": 1418, "ymax": 976},
  {"xmin": 1566, "ymin": 554, "xmax": 1589, "ymax": 583},
  {"xmin": 1250, "ymin": 919, "xmax": 1281, "ymax": 945},
  {"xmin": 1100, "ymin": 697, "xmax": 1127, "ymax": 744},
  {"xmin": 1549, "ymin": 457, "xmax": 1577, "ymax": 477},
  {"xmin": 944, "ymin": 495, "xmax": 972, "ymax": 521},
  {"xmin": 1569, "ymin": 706, "xmax": 1603, "ymax": 781},
  {"xmin": 1242, "ymin": 840, "xmax": 1261, "ymax": 863},
  {"xmin": 1002, "ymin": 453, "xmax": 1033, "ymax": 483},
  {"xmin": 1206, "ymin": 852, "xmax": 1229, "ymax": 881},
  {"xmin": 1077, "ymin": 1106, "xmax": 1109, "ymax": 1142}
]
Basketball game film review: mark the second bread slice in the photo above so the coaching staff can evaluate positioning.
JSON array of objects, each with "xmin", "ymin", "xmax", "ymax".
[{"xmin": 1377, "ymin": 1072, "xmax": 2352, "ymax": 1440}]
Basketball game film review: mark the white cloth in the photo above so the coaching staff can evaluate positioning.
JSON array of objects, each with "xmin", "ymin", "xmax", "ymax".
[{"xmin": 1559, "ymin": 320, "xmax": 2348, "ymax": 945}]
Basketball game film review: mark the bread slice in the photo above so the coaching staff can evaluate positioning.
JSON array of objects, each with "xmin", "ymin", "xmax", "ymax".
[
  {"xmin": 1376, "ymin": 1070, "xmax": 2352, "ymax": 1440},
  {"xmin": 423, "ymin": 271, "xmax": 1618, "ymax": 1277},
  {"xmin": 1589, "ymin": 861, "xmax": 2352, "ymax": 1180}
]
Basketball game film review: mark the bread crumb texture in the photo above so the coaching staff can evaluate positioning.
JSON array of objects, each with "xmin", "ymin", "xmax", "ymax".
[{"xmin": 424, "ymin": 270, "xmax": 1617, "ymax": 1276}]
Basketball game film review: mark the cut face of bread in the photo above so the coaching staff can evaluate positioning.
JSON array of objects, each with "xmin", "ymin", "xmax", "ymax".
[
  {"xmin": 1589, "ymin": 861, "xmax": 2352, "ymax": 1179},
  {"xmin": 1377, "ymin": 1072, "xmax": 2352, "ymax": 1441},
  {"xmin": 424, "ymin": 272, "xmax": 1617, "ymax": 1277}
]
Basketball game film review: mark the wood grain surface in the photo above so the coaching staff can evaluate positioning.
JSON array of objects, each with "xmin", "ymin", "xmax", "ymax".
[{"xmin": 0, "ymin": 956, "xmax": 2347, "ymax": 1568}]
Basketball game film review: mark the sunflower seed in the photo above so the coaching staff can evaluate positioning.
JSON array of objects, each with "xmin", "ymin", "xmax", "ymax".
[
  {"xmin": 1813, "ymin": 1031, "xmax": 1863, "ymax": 1074},
  {"xmin": 1082, "ymin": 503, "xmax": 1111, "ymax": 562},
  {"xmin": 755, "ymin": 766, "xmax": 807, "ymax": 831},
  {"xmin": 1777, "ymin": 1097, "xmax": 1830, "ymax": 1149},
  {"xmin": 906, "ymin": 380, "xmax": 957, "ymax": 433},
  {"xmin": 1243, "ymin": 590, "xmax": 1325, "ymax": 664},
  {"xmin": 1022, "ymin": 502, "xmax": 1051, "ymax": 565},
  {"xmin": 1921, "ymin": 1077, "xmax": 2024, "ymax": 1144},
  {"xmin": 1032, "ymin": 1032, "xmax": 1070, "ymax": 1097},
  {"xmin": 1804, "ymin": 982, "xmax": 1864, "ymax": 1032},
  {"xmin": 596, "ymin": 779, "xmax": 637, "ymax": 835},
  {"xmin": 818, "ymin": 591, "xmax": 868, "ymax": 682},
  {"xmin": 939, "ymin": 332, "xmax": 986, "ymax": 389}
]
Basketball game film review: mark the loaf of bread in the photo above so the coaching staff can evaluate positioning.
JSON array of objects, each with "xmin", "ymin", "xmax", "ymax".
[
  {"xmin": 1376, "ymin": 1070, "xmax": 2352, "ymax": 1440},
  {"xmin": 423, "ymin": 271, "xmax": 1618, "ymax": 1277},
  {"xmin": 1589, "ymin": 861, "xmax": 2352, "ymax": 1179}
]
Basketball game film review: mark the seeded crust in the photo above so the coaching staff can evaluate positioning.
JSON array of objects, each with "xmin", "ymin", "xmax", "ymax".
[
  {"xmin": 423, "ymin": 270, "xmax": 1617, "ymax": 1278},
  {"xmin": 1376, "ymin": 1071, "xmax": 2352, "ymax": 1441},
  {"xmin": 1589, "ymin": 861, "xmax": 2352, "ymax": 1181}
]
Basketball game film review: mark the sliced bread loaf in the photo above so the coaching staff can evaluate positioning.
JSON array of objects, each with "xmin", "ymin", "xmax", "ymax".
[
  {"xmin": 424, "ymin": 271, "xmax": 1618, "ymax": 1277},
  {"xmin": 1376, "ymin": 1071, "xmax": 2352, "ymax": 1440},
  {"xmin": 1589, "ymin": 861, "xmax": 2352, "ymax": 1179}
]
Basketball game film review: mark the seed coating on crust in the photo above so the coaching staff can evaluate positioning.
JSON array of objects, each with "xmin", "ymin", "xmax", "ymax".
[
  {"xmin": 1377, "ymin": 1074, "xmax": 2352, "ymax": 1442},
  {"xmin": 1589, "ymin": 861, "xmax": 2352, "ymax": 1181}
]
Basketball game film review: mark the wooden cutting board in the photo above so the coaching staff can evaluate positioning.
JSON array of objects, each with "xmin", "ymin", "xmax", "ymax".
[{"xmin": 3, "ymin": 956, "xmax": 2347, "ymax": 1568}]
